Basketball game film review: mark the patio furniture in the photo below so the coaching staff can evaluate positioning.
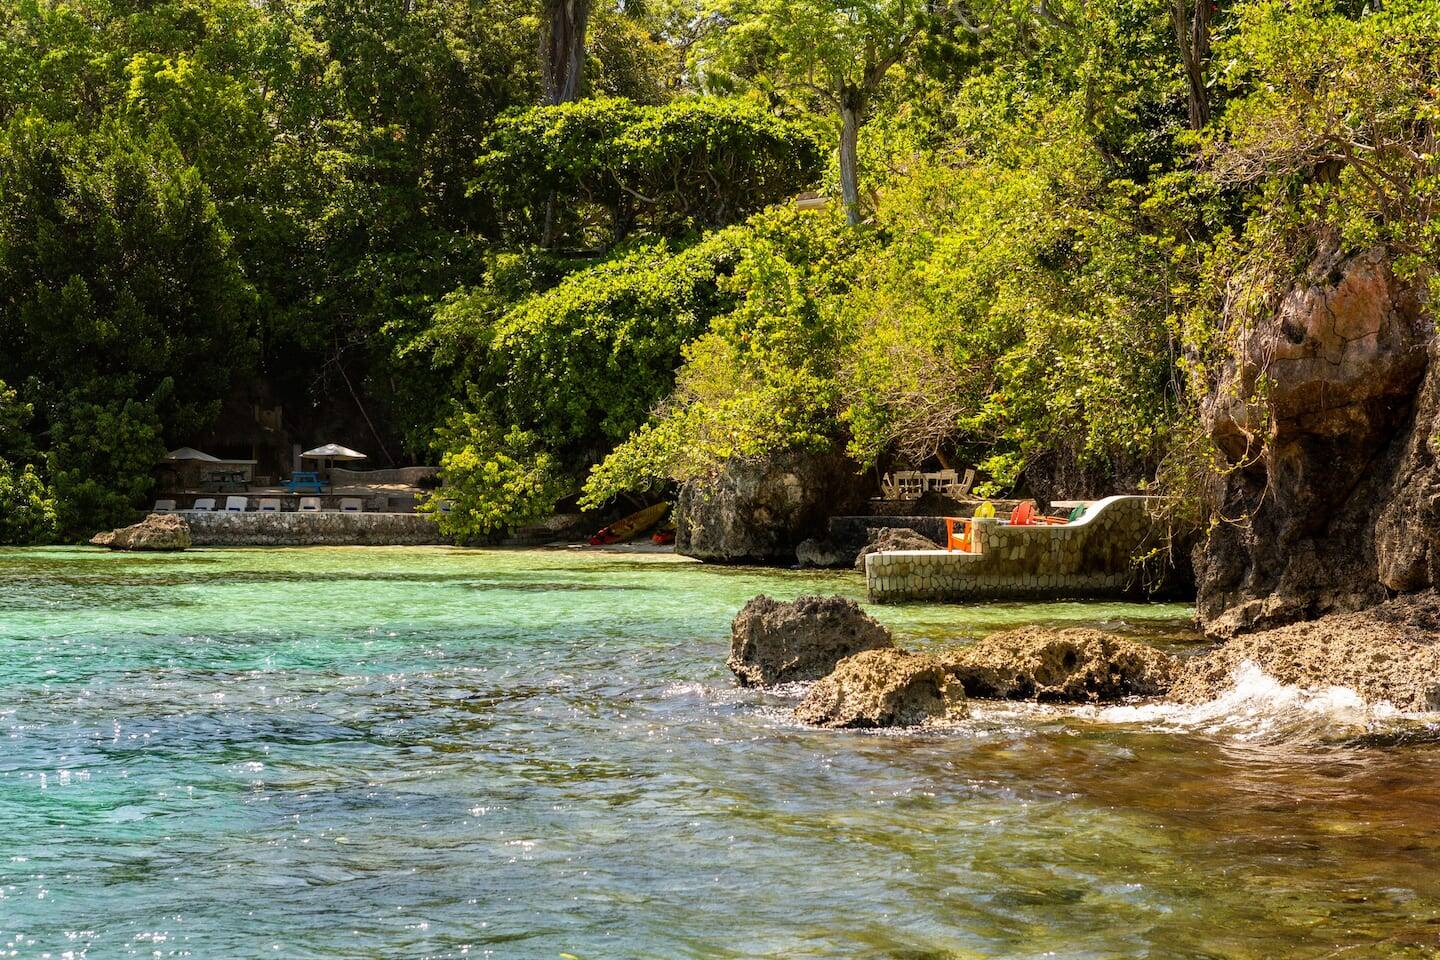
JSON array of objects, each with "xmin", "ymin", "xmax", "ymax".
[
  {"xmin": 298, "ymin": 497, "xmax": 322, "ymax": 512},
  {"xmin": 224, "ymin": 496, "xmax": 248, "ymax": 512},
  {"xmin": 1008, "ymin": 501, "xmax": 1037, "ymax": 526},
  {"xmin": 893, "ymin": 471, "xmax": 924, "ymax": 499},
  {"xmin": 339, "ymin": 497, "xmax": 363, "ymax": 513},
  {"xmin": 258, "ymin": 498, "xmax": 281, "ymax": 512},
  {"xmin": 151, "ymin": 499, "xmax": 177, "ymax": 514},
  {"xmin": 190, "ymin": 498, "xmax": 217, "ymax": 512},
  {"xmin": 923, "ymin": 468, "xmax": 976, "ymax": 497},
  {"xmin": 202, "ymin": 469, "xmax": 248, "ymax": 492},
  {"xmin": 945, "ymin": 517, "xmax": 977, "ymax": 553},
  {"xmin": 283, "ymin": 471, "xmax": 328, "ymax": 494}
]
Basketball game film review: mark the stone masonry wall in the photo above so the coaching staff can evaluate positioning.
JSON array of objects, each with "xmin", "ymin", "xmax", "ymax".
[
  {"xmin": 865, "ymin": 496, "xmax": 1161, "ymax": 603},
  {"xmin": 185, "ymin": 511, "xmax": 447, "ymax": 547}
]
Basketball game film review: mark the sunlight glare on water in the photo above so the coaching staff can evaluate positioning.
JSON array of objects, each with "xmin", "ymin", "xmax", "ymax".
[{"xmin": 3, "ymin": 546, "xmax": 1440, "ymax": 959}]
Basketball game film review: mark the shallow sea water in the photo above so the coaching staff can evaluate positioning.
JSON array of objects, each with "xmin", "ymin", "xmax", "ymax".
[{"xmin": 3, "ymin": 546, "xmax": 1440, "ymax": 959}]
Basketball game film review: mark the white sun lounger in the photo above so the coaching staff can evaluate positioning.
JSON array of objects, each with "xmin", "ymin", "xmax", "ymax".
[
  {"xmin": 224, "ymin": 496, "xmax": 248, "ymax": 512},
  {"xmin": 258, "ymin": 498, "xmax": 281, "ymax": 512},
  {"xmin": 298, "ymin": 497, "xmax": 322, "ymax": 512},
  {"xmin": 339, "ymin": 497, "xmax": 363, "ymax": 513},
  {"xmin": 152, "ymin": 499, "xmax": 177, "ymax": 514},
  {"xmin": 190, "ymin": 498, "xmax": 216, "ymax": 512}
]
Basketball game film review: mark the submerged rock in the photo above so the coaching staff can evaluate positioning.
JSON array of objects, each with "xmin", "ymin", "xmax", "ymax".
[
  {"xmin": 795, "ymin": 537, "xmax": 851, "ymax": 569},
  {"xmin": 853, "ymin": 527, "xmax": 943, "ymax": 572},
  {"xmin": 728, "ymin": 594, "xmax": 893, "ymax": 687},
  {"xmin": 795, "ymin": 649, "xmax": 967, "ymax": 728},
  {"xmin": 89, "ymin": 513, "xmax": 191, "ymax": 551},
  {"xmin": 945, "ymin": 627, "xmax": 1177, "ymax": 702},
  {"xmin": 1171, "ymin": 594, "xmax": 1440, "ymax": 710},
  {"xmin": 675, "ymin": 448, "xmax": 869, "ymax": 564}
]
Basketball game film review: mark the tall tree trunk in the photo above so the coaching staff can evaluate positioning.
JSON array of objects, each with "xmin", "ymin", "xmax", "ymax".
[
  {"xmin": 1172, "ymin": 0, "xmax": 1213, "ymax": 130},
  {"xmin": 542, "ymin": 0, "xmax": 593, "ymax": 106},
  {"xmin": 838, "ymin": 88, "xmax": 865, "ymax": 227},
  {"xmin": 540, "ymin": 0, "xmax": 593, "ymax": 247}
]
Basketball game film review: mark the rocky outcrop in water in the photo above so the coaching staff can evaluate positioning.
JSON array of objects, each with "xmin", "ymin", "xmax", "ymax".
[
  {"xmin": 676, "ymin": 448, "xmax": 870, "ymax": 564},
  {"xmin": 89, "ymin": 513, "xmax": 191, "ymax": 551},
  {"xmin": 1172, "ymin": 593, "xmax": 1440, "ymax": 710},
  {"xmin": 795, "ymin": 649, "xmax": 967, "ymax": 728},
  {"xmin": 1197, "ymin": 241, "xmax": 1435, "ymax": 637},
  {"xmin": 728, "ymin": 594, "xmax": 893, "ymax": 686},
  {"xmin": 853, "ymin": 527, "xmax": 943, "ymax": 572},
  {"xmin": 945, "ymin": 627, "xmax": 1178, "ymax": 702}
]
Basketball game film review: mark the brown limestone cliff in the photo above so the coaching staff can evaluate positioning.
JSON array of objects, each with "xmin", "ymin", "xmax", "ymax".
[{"xmin": 1197, "ymin": 241, "xmax": 1435, "ymax": 636}]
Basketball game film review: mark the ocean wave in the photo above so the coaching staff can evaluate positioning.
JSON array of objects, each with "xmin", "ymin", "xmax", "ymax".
[{"xmin": 1089, "ymin": 660, "xmax": 1426, "ymax": 743}]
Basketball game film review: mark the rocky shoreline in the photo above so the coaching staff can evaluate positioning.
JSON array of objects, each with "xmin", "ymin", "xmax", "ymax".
[{"xmin": 732, "ymin": 594, "xmax": 1440, "ymax": 729}]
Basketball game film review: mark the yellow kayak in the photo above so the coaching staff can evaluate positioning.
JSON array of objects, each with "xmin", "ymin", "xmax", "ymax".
[{"xmin": 589, "ymin": 502, "xmax": 669, "ymax": 545}]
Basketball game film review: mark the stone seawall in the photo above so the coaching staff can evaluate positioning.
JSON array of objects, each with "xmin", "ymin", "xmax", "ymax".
[
  {"xmin": 185, "ymin": 512, "xmax": 447, "ymax": 547},
  {"xmin": 865, "ymin": 496, "xmax": 1162, "ymax": 603}
]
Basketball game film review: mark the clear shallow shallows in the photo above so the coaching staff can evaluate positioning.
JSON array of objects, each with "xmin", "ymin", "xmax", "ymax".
[{"xmin": 2, "ymin": 546, "xmax": 1439, "ymax": 960}]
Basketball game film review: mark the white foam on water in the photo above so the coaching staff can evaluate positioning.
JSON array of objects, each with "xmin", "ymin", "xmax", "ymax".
[{"xmin": 1091, "ymin": 660, "xmax": 1406, "ymax": 741}]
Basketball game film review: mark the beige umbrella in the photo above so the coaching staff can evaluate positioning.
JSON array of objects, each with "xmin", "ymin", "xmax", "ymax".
[
  {"xmin": 165, "ymin": 447, "xmax": 221, "ymax": 462},
  {"xmin": 301, "ymin": 443, "xmax": 367, "ymax": 480}
]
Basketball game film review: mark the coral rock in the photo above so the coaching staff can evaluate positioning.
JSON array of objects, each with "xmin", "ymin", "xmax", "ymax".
[
  {"xmin": 728, "ymin": 594, "xmax": 893, "ymax": 687},
  {"xmin": 795, "ymin": 649, "xmax": 968, "ymax": 728}
]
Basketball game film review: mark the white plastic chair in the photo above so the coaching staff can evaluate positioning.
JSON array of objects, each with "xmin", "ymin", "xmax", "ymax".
[
  {"xmin": 152, "ymin": 499, "xmax": 176, "ymax": 514},
  {"xmin": 258, "ymin": 498, "xmax": 281, "ymax": 512},
  {"xmin": 224, "ymin": 496, "xmax": 248, "ymax": 512},
  {"xmin": 339, "ymin": 497, "xmax": 363, "ymax": 513},
  {"xmin": 298, "ymin": 497, "xmax": 322, "ymax": 512},
  {"xmin": 893, "ymin": 471, "xmax": 924, "ymax": 500},
  {"xmin": 190, "ymin": 498, "xmax": 216, "ymax": 512}
]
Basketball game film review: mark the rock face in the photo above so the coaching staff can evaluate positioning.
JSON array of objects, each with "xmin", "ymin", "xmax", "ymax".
[
  {"xmin": 89, "ymin": 513, "xmax": 191, "ymax": 551},
  {"xmin": 728, "ymin": 594, "xmax": 893, "ymax": 686},
  {"xmin": 945, "ymin": 627, "xmax": 1178, "ymax": 702},
  {"xmin": 795, "ymin": 649, "xmax": 968, "ymax": 728},
  {"xmin": 1171, "ymin": 593, "xmax": 1440, "ymax": 710},
  {"xmin": 676, "ymin": 448, "xmax": 870, "ymax": 564},
  {"xmin": 1198, "ymin": 241, "xmax": 1435, "ymax": 636},
  {"xmin": 852, "ymin": 527, "xmax": 942, "ymax": 572}
]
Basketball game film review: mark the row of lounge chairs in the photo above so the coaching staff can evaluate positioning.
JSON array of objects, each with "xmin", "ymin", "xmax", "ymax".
[{"xmin": 153, "ymin": 497, "xmax": 366, "ymax": 514}]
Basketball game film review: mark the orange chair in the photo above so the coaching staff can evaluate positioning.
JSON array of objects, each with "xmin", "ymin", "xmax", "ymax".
[
  {"xmin": 945, "ymin": 517, "xmax": 976, "ymax": 552},
  {"xmin": 1008, "ymin": 501, "xmax": 1037, "ymax": 526}
]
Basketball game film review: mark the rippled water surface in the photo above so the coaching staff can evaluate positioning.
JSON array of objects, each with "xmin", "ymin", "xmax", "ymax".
[{"xmin": 3, "ymin": 546, "xmax": 1440, "ymax": 959}]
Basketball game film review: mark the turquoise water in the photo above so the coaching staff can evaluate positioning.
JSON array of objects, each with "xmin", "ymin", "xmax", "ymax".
[{"xmin": 3, "ymin": 546, "xmax": 1440, "ymax": 959}]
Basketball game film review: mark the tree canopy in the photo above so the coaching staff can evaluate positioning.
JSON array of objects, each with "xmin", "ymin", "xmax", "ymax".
[{"xmin": 1, "ymin": 0, "xmax": 1434, "ymax": 541}]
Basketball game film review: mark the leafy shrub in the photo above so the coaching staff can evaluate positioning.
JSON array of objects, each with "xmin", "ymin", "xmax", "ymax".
[
  {"xmin": 0, "ymin": 460, "xmax": 58, "ymax": 545},
  {"xmin": 423, "ymin": 404, "xmax": 569, "ymax": 543}
]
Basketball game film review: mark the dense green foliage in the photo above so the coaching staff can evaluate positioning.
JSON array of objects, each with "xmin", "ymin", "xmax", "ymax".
[{"xmin": 2, "ymin": 0, "xmax": 1434, "ymax": 540}]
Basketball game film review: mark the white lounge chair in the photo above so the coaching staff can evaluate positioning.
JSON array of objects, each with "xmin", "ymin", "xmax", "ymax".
[
  {"xmin": 258, "ymin": 498, "xmax": 281, "ymax": 512},
  {"xmin": 298, "ymin": 497, "xmax": 322, "ymax": 512},
  {"xmin": 224, "ymin": 496, "xmax": 248, "ymax": 512},
  {"xmin": 339, "ymin": 497, "xmax": 363, "ymax": 513},
  {"xmin": 152, "ymin": 499, "xmax": 177, "ymax": 514},
  {"xmin": 190, "ymin": 498, "xmax": 216, "ymax": 513}
]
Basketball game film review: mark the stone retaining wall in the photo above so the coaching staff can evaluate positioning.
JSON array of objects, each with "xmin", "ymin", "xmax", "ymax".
[
  {"xmin": 185, "ymin": 511, "xmax": 447, "ymax": 547},
  {"xmin": 865, "ymin": 496, "xmax": 1162, "ymax": 603}
]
